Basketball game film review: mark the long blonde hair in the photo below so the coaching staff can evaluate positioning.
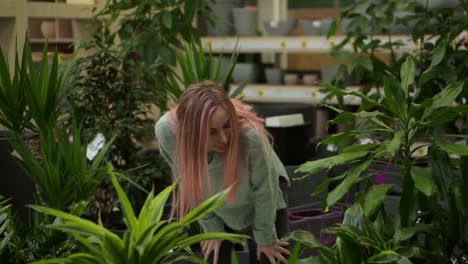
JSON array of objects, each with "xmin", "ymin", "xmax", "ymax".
[{"xmin": 169, "ymin": 80, "xmax": 269, "ymax": 218}]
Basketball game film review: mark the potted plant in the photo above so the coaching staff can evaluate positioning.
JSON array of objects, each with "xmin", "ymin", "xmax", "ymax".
[
  {"xmin": 289, "ymin": 56, "xmax": 467, "ymax": 262},
  {"xmin": 30, "ymin": 164, "xmax": 248, "ymax": 264}
]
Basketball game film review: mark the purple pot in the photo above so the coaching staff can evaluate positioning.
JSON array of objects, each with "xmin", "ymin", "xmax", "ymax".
[{"xmin": 288, "ymin": 207, "xmax": 343, "ymax": 245}]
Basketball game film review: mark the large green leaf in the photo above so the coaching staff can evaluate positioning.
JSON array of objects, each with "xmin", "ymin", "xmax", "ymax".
[
  {"xmin": 383, "ymin": 71, "xmax": 407, "ymax": 119},
  {"xmin": 428, "ymin": 146, "xmax": 453, "ymax": 201},
  {"xmin": 375, "ymin": 130, "xmax": 404, "ymax": 158},
  {"xmin": 394, "ymin": 224, "xmax": 433, "ymax": 242},
  {"xmin": 367, "ymin": 250, "xmax": 412, "ymax": 264},
  {"xmin": 400, "ymin": 56, "xmax": 415, "ymax": 95},
  {"xmin": 410, "ymin": 166, "xmax": 438, "ymax": 197},
  {"xmin": 423, "ymin": 82, "xmax": 463, "ymax": 119},
  {"xmin": 436, "ymin": 141, "xmax": 468, "ymax": 156},
  {"xmin": 326, "ymin": 160, "xmax": 372, "ymax": 209},
  {"xmin": 283, "ymin": 230, "xmax": 335, "ymax": 261},
  {"xmin": 419, "ymin": 38, "xmax": 449, "ymax": 86},
  {"xmin": 296, "ymin": 151, "xmax": 369, "ymax": 176},
  {"xmin": 108, "ymin": 165, "xmax": 138, "ymax": 232},
  {"xmin": 362, "ymin": 184, "xmax": 393, "ymax": 218}
]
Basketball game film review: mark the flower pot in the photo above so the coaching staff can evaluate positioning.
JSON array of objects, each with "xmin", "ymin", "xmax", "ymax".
[
  {"xmin": 41, "ymin": 20, "xmax": 56, "ymax": 39},
  {"xmin": 263, "ymin": 19, "xmax": 296, "ymax": 36},
  {"xmin": 285, "ymin": 165, "xmax": 328, "ymax": 208},
  {"xmin": 0, "ymin": 131, "xmax": 36, "ymax": 223},
  {"xmin": 303, "ymin": 73, "xmax": 318, "ymax": 86},
  {"xmin": 265, "ymin": 68, "xmax": 283, "ymax": 84},
  {"xmin": 284, "ymin": 73, "xmax": 299, "ymax": 85},
  {"xmin": 200, "ymin": 0, "xmax": 242, "ymax": 36},
  {"xmin": 232, "ymin": 7, "xmax": 258, "ymax": 36},
  {"xmin": 288, "ymin": 204, "xmax": 344, "ymax": 256},
  {"xmin": 299, "ymin": 19, "xmax": 321, "ymax": 36},
  {"xmin": 232, "ymin": 62, "xmax": 257, "ymax": 84}
]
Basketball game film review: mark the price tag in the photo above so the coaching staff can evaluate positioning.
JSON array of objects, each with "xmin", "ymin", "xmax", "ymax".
[
  {"xmin": 87, "ymin": 133, "xmax": 106, "ymax": 161},
  {"xmin": 281, "ymin": 41, "xmax": 286, "ymax": 49}
]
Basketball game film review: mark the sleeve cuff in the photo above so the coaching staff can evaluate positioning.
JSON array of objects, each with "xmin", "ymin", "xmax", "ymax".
[
  {"xmin": 198, "ymin": 215, "xmax": 225, "ymax": 233},
  {"xmin": 253, "ymin": 227, "xmax": 277, "ymax": 245}
]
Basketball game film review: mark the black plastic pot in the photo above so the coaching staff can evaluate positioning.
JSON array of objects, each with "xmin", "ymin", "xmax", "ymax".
[
  {"xmin": 250, "ymin": 103, "xmax": 316, "ymax": 165},
  {"xmin": 285, "ymin": 165, "xmax": 327, "ymax": 208},
  {"xmin": 0, "ymin": 130, "xmax": 35, "ymax": 223}
]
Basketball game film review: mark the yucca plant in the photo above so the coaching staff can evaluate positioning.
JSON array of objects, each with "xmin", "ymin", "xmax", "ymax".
[
  {"xmin": 161, "ymin": 37, "xmax": 247, "ymax": 102},
  {"xmin": 30, "ymin": 164, "xmax": 247, "ymax": 264},
  {"xmin": 10, "ymin": 120, "xmax": 115, "ymax": 211},
  {"xmin": 25, "ymin": 42, "xmax": 72, "ymax": 134},
  {"xmin": 0, "ymin": 40, "xmax": 30, "ymax": 134},
  {"xmin": 0, "ymin": 37, "xmax": 71, "ymax": 135}
]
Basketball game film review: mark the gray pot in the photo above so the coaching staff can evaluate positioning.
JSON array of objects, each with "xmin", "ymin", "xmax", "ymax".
[
  {"xmin": 265, "ymin": 68, "xmax": 283, "ymax": 84},
  {"xmin": 232, "ymin": 62, "xmax": 257, "ymax": 84},
  {"xmin": 263, "ymin": 19, "xmax": 296, "ymax": 36},
  {"xmin": 201, "ymin": 0, "xmax": 242, "ymax": 36},
  {"xmin": 299, "ymin": 19, "xmax": 321, "ymax": 36},
  {"xmin": 232, "ymin": 8, "xmax": 258, "ymax": 36}
]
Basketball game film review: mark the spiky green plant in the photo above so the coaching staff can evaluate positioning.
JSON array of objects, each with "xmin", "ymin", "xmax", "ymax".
[{"xmin": 31, "ymin": 164, "xmax": 247, "ymax": 264}]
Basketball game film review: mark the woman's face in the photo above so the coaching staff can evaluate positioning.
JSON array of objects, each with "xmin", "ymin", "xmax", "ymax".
[{"xmin": 208, "ymin": 107, "xmax": 231, "ymax": 153}]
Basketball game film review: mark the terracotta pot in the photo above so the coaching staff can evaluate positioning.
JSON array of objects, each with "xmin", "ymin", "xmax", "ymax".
[{"xmin": 41, "ymin": 21, "xmax": 56, "ymax": 39}]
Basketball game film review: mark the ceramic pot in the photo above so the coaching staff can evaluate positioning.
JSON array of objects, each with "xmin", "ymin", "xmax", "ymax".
[
  {"xmin": 265, "ymin": 68, "xmax": 283, "ymax": 84},
  {"xmin": 41, "ymin": 21, "xmax": 56, "ymax": 39},
  {"xmin": 232, "ymin": 7, "xmax": 258, "ymax": 36},
  {"xmin": 284, "ymin": 73, "xmax": 299, "ymax": 85}
]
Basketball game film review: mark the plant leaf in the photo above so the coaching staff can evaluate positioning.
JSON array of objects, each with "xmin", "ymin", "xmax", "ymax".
[
  {"xmin": 362, "ymin": 184, "xmax": 393, "ymax": 218},
  {"xmin": 400, "ymin": 56, "xmax": 415, "ymax": 95},
  {"xmin": 411, "ymin": 166, "xmax": 437, "ymax": 196},
  {"xmin": 295, "ymin": 151, "xmax": 369, "ymax": 176}
]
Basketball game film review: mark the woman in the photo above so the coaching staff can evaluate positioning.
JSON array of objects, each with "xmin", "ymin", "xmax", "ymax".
[{"xmin": 155, "ymin": 80, "xmax": 290, "ymax": 264}]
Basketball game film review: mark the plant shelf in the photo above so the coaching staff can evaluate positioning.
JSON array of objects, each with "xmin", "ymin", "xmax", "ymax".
[
  {"xmin": 27, "ymin": 1, "xmax": 99, "ymax": 19},
  {"xmin": 201, "ymin": 36, "xmax": 433, "ymax": 54},
  {"xmin": 231, "ymin": 84, "xmax": 377, "ymax": 105}
]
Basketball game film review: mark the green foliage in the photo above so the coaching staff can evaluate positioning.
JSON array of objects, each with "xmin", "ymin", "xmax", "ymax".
[
  {"xmin": 161, "ymin": 37, "xmax": 247, "ymax": 101},
  {"xmin": 31, "ymin": 164, "xmax": 247, "ymax": 264},
  {"xmin": 93, "ymin": 0, "xmax": 207, "ymax": 112},
  {"xmin": 11, "ymin": 121, "xmax": 114, "ymax": 211},
  {"xmin": 285, "ymin": 204, "xmax": 425, "ymax": 263},
  {"xmin": 326, "ymin": 0, "xmax": 468, "ymax": 109},
  {"xmin": 0, "ymin": 39, "xmax": 71, "ymax": 134},
  {"xmin": 294, "ymin": 56, "xmax": 467, "ymax": 261}
]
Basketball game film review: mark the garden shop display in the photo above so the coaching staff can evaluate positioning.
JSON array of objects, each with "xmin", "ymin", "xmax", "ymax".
[{"xmin": 288, "ymin": 55, "xmax": 467, "ymax": 262}]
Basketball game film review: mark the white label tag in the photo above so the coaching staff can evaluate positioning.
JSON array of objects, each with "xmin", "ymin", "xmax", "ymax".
[{"xmin": 86, "ymin": 133, "xmax": 106, "ymax": 161}]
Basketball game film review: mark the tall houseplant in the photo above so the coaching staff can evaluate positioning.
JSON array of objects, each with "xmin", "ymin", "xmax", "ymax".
[
  {"xmin": 291, "ymin": 56, "xmax": 468, "ymax": 262},
  {"xmin": 161, "ymin": 37, "xmax": 247, "ymax": 101},
  {"xmin": 0, "ymin": 39, "xmax": 115, "ymax": 263},
  {"xmin": 31, "ymin": 164, "xmax": 248, "ymax": 264}
]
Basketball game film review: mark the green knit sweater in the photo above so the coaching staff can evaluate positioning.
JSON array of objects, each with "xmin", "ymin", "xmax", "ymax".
[{"xmin": 155, "ymin": 113, "xmax": 290, "ymax": 245}]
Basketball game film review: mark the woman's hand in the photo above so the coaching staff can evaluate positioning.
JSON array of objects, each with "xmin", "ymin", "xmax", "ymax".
[
  {"xmin": 201, "ymin": 240, "xmax": 222, "ymax": 264},
  {"xmin": 257, "ymin": 239, "xmax": 290, "ymax": 264}
]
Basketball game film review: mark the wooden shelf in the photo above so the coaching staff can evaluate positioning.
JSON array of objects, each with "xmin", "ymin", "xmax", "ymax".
[
  {"xmin": 0, "ymin": 1, "xmax": 16, "ymax": 18},
  {"xmin": 202, "ymin": 35, "xmax": 434, "ymax": 54},
  {"xmin": 27, "ymin": 2, "xmax": 99, "ymax": 19},
  {"xmin": 32, "ymin": 51, "xmax": 73, "ymax": 62},
  {"xmin": 30, "ymin": 38, "xmax": 74, "ymax": 44},
  {"xmin": 231, "ymin": 84, "xmax": 374, "ymax": 105}
]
